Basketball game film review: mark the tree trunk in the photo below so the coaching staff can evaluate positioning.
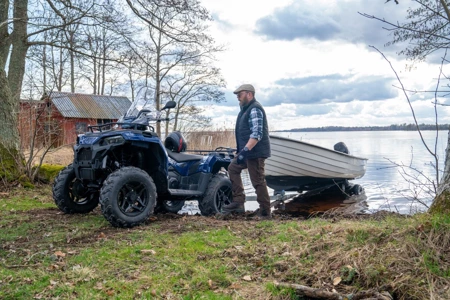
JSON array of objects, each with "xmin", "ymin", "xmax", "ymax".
[
  {"xmin": 430, "ymin": 130, "xmax": 450, "ymax": 214},
  {"xmin": 0, "ymin": 0, "xmax": 11, "ymax": 71},
  {"xmin": 172, "ymin": 105, "xmax": 180, "ymax": 132},
  {"xmin": 8, "ymin": 0, "xmax": 28, "ymax": 102},
  {"xmin": 58, "ymin": 44, "xmax": 63, "ymax": 91},
  {"xmin": 93, "ymin": 56, "xmax": 97, "ymax": 94},
  {"xmin": 42, "ymin": 44, "xmax": 47, "ymax": 90},
  {"xmin": 155, "ymin": 44, "xmax": 161, "ymax": 136},
  {"xmin": 70, "ymin": 32, "xmax": 75, "ymax": 93},
  {"xmin": 0, "ymin": 0, "xmax": 28, "ymax": 180},
  {"xmin": 0, "ymin": 68, "xmax": 23, "ymax": 180}
]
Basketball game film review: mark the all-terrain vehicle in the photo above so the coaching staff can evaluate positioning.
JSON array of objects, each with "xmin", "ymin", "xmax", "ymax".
[{"xmin": 53, "ymin": 99, "xmax": 234, "ymax": 228}]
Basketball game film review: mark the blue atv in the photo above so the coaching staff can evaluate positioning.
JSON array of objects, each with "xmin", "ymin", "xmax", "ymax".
[{"xmin": 52, "ymin": 100, "xmax": 234, "ymax": 228}]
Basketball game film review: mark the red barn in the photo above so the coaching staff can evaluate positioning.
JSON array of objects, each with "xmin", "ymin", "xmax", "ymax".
[{"xmin": 19, "ymin": 92, "xmax": 131, "ymax": 149}]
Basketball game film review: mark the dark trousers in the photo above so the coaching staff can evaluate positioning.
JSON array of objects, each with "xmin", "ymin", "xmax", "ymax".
[{"xmin": 228, "ymin": 157, "xmax": 271, "ymax": 212}]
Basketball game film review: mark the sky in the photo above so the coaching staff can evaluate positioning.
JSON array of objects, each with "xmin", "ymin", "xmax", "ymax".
[{"xmin": 198, "ymin": 0, "xmax": 450, "ymax": 131}]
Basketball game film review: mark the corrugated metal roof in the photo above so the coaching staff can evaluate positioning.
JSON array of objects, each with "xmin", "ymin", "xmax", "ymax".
[{"xmin": 49, "ymin": 92, "xmax": 131, "ymax": 119}]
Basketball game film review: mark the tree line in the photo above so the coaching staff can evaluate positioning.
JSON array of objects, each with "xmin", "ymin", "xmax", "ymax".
[
  {"xmin": 280, "ymin": 123, "xmax": 450, "ymax": 132},
  {"xmin": 1, "ymin": 0, "xmax": 225, "ymax": 180}
]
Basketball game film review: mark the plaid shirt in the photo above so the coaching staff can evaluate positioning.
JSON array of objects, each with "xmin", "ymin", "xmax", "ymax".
[{"xmin": 248, "ymin": 108, "xmax": 264, "ymax": 141}]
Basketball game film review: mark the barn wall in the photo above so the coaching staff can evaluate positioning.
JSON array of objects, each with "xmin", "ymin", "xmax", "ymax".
[{"xmin": 19, "ymin": 101, "xmax": 110, "ymax": 149}]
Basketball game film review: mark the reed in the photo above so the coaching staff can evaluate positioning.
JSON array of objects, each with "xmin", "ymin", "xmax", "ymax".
[{"xmin": 184, "ymin": 129, "xmax": 236, "ymax": 152}]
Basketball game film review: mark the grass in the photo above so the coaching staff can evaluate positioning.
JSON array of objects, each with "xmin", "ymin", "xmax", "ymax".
[{"xmin": 1, "ymin": 187, "xmax": 450, "ymax": 299}]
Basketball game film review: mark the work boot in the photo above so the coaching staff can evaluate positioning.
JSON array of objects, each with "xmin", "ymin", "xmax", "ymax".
[
  {"xmin": 257, "ymin": 208, "xmax": 272, "ymax": 220},
  {"xmin": 221, "ymin": 202, "xmax": 245, "ymax": 214}
]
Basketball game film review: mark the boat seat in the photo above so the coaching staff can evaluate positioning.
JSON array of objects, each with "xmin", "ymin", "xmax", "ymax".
[{"xmin": 166, "ymin": 149, "xmax": 203, "ymax": 162}]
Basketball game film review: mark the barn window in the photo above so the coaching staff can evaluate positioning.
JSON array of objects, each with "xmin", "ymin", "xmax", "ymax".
[
  {"xmin": 97, "ymin": 119, "xmax": 112, "ymax": 124},
  {"xmin": 76, "ymin": 122, "xmax": 87, "ymax": 134}
]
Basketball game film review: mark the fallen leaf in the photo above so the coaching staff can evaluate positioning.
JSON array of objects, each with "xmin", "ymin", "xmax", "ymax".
[
  {"xmin": 345, "ymin": 265, "xmax": 353, "ymax": 270},
  {"xmin": 24, "ymin": 278, "xmax": 33, "ymax": 284},
  {"xmin": 106, "ymin": 289, "xmax": 114, "ymax": 296},
  {"xmin": 48, "ymin": 264, "xmax": 59, "ymax": 270},
  {"xmin": 229, "ymin": 282, "xmax": 242, "ymax": 289},
  {"xmin": 97, "ymin": 232, "xmax": 106, "ymax": 239},
  {"xmin": 50, "ymin": 280, "xmax": 58, "ymax": 286},
  {"xmin": 333, "ymin": 277, "xmax": 342, "ymax": 286},
  {"xmin": 141, "ymin": 249, "xmax": 156, "ymax": 255},
  {"xmin": 242, "ymin": 275, "xmax": 252, "ymax": 281},
  {"xmin": 94, "ymin": 282, "xmax": 103, "ymax": 290},
  {"xmin": 54, "ymin": 251, "xmax": 66, "ymax": 258}
]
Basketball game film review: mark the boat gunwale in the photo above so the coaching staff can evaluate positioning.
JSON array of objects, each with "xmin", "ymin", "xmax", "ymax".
[{"xmin": 269, "ymin": 135, "xmax": 368, "ymax": 161}]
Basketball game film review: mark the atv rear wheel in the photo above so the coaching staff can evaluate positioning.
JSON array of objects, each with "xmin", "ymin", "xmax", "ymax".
[
  {"xmin": 155, "ymin": 200, "xmax": 185, "ymax": 214},
  {"xmin": 100, "ymin": 167, "xmax": 156, "ymax": 228},
  {"xmin": 199, "ymin": 174, "xmax": 232, "ymax": 216},
  {"xmin": 53, "ymin": 165, "xmax": 99, "ymax": 214}
]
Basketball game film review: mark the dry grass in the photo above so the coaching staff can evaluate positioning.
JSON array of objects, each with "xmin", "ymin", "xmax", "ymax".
[
  {"xmin": 24, "ymin": 145, "xmax": 74, "ymax": 167},
  {"xmin": 184, "ymin": 130, "xmax": 236, "ymax": 152},
  {"xmin": 1, "ymin": 187, "xmax": 450, "ymax": 299}
]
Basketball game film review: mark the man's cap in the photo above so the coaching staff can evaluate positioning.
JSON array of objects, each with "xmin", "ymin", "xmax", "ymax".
[{"xmin": 233, "ymin": 84, "xmax": 255, "ymax": 94}]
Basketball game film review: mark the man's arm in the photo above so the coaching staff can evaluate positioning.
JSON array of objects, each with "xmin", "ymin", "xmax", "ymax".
[{"xmin": 245, "ymin": 108, "xmax": 263, "ymax": 150}]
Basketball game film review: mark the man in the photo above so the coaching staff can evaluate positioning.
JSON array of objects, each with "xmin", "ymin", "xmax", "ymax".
[{"xmin": 222, "ymin": 84, "xmax": 272, "ymax": 218}]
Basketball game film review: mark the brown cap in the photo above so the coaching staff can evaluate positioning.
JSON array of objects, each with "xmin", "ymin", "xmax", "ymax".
[{"xmin": 233, "ymin": 84, "xmax": 255, "ymax": 94}]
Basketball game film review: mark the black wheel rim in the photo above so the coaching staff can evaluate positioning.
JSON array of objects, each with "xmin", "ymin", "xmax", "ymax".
[
  {"xmin": 117, "ymin": 181, "xmax": 149, "ymax": 216},
  {"xmin": 68, "ymin": 179, "xmax": 92, "ymax": 205},
  {"xmin": 215, "ymin": 185, "xmax": 232, "ymax": 211}
]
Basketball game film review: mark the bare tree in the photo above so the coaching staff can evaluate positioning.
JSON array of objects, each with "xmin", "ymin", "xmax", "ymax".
[
  {"xmin": 126, "ymin": 0, "xmax": 224, "ymax": 136},
  {"xmin": 164, "ymin": 64, "xmax": 225, "ymax": 136},
  {"xmin": 362, "ymin": 0, "xmax": 450, "ymax": 213},
  {"xmin": 0, "ymin": 0, "xmax": 123, "ymax": 180}
]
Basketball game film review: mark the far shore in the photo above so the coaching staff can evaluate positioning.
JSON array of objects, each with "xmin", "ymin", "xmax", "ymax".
[{"xmin": 276, "ymin": 124, "xmax": 449, "ymax": 132}]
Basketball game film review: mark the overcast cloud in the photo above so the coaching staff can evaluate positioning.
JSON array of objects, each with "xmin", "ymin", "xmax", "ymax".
[{"xmin": 200, "ymin": 0, "xmax": 450, "ymax": 130}]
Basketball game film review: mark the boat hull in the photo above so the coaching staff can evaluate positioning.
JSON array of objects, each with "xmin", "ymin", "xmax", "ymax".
[{"xmin": 265, "ymin": 135, "xmax": 367, "ymax": 191}]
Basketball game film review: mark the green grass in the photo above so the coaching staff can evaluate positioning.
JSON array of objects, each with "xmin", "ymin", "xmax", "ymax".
[
  {"xmin": 0, "ymin": 194, "xmax": 55, "ymax": 211},
  {"xmin": 1, "ymin": 188, "xmax": 450, "ymax": 299}
]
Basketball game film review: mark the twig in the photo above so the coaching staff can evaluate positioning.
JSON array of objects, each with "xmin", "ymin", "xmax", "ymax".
[{"xmin": 275, "ymin": 281, "xmax": 393, "ymax": 300}]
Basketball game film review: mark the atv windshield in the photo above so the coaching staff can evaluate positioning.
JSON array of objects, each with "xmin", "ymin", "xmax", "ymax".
[{"xmin": 124, "ymin": 98, "xmax": 154, "ymax": 118}]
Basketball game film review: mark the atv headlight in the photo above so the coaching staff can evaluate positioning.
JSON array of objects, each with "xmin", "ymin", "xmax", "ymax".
[
  {"xmin": 102, "ymin": 135, "xmax": 125, "ymax": 145},
  {"xmin": 78, "ymin": 135, "xmax": 100, "ymax": 145}
]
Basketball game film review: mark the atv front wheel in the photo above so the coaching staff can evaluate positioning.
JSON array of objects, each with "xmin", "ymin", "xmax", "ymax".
[
  {"xmin": 199, "ymin": 174, "xmax": 232, "ymax": 216},
  {"xmin": 53, "ymin": 165, "xmax": 99, "ymax": 214},
  {"xmin": 100, "ymin": 167, "xmax": 156, "ymax": 228},
  {"xmin": 155, "ymin": 200, "xmax": 185, "ymax": 214}
]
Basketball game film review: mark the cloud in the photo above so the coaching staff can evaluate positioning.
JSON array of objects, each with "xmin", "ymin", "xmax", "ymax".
[
  {"xmin": 210, "ymin": 12, "xmax": 235, "ymax": 31},
  {"xmin": 255, "ymin": 10, "xmax": 340, "ymax": 41},
  {"xmin": 254, "ymin": 1, "xmax": 413, "ymax": 53},
  {"xmin": 258, "ymin": 74, "xmax": 397, "ymax": 106}
]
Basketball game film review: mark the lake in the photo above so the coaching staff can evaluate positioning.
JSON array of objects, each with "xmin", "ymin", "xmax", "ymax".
[{"xmin": 182, "ymin": 130, "xmax": 448, "ymax": 215}]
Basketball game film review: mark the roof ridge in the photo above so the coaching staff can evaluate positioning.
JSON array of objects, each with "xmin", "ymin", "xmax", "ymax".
[{"xmin": 50, "ymin": 91, "xmax": 129, "ymax": 98}]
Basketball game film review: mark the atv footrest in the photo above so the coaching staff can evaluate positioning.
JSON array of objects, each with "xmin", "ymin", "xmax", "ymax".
[{"xmin": 168, "ymin": 189, "xmax": 203, "ymax": 197}]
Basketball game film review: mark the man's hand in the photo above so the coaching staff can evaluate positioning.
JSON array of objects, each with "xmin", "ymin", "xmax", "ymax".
[{"xmin": 237, "ymin": 147, "xmax": 249, "ymax": 164}]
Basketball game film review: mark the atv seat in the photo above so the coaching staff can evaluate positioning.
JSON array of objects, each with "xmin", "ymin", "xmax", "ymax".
[{"xmin": 166, "ymin": 149, "xmax": 203, "ymax": 162}]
